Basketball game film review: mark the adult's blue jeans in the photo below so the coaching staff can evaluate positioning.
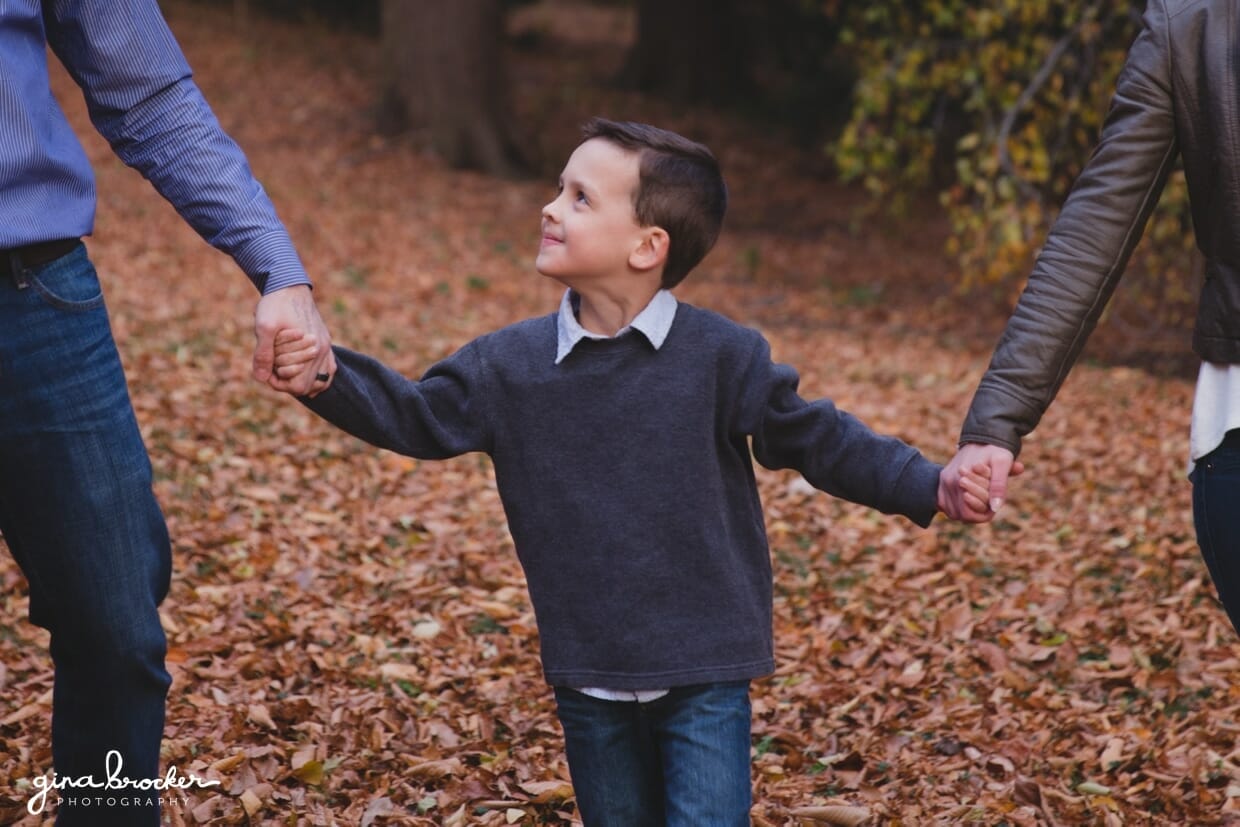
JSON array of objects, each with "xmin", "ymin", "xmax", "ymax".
[
  {"xmin": 1193, "ymin": 428, "xmax": 1240, "ymax": 635},
  {"xmin": 553, "ymin": 681, "xmax": 753, "ymax": 826},
  {"xmin": 0, "ymin": 245, "xmax": 171, "ymax": 826}
]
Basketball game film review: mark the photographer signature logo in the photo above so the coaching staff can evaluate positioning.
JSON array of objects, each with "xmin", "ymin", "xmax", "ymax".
[{"xmin": 26, "ymin": 750, "xmax": 221, "ymax": 815}]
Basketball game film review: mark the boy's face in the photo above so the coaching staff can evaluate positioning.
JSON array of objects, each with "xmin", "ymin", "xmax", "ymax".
[{"xmin": 536, "ymin": 138, "xmax": 645, "ymax": 285}]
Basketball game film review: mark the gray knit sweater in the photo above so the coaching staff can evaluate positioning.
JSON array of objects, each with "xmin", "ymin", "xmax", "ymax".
[{"xmin": 302, "ymin": 302, "xmax": 940, "ymax": 689}]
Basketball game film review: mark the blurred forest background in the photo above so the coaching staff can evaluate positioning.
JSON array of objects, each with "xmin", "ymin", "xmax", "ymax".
[
  {"xmin": 223, "ymin": 0, "xmax": 1197, "ymax": 370},
  {"xmin": 2, "ymin": 1, "xmax": 1233, "ymax": 825}
]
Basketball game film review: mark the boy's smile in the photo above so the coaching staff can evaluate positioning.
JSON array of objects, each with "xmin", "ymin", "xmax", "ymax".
[{"xmin": 536, "ymin": 137, "xmax": 646, "ymax": 286}]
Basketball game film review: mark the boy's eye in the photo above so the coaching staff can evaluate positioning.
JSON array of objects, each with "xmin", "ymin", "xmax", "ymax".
[{"xmin": 575, "ymin": 190, "xmax": 588, "ymax": 204}]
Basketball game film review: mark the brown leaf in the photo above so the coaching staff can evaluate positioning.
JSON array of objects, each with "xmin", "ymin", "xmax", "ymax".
[
  {"xmin": 408, "ymin": 758, "xmax": 464, "ymax": 780},
  {"xmin": 361, "ymin": 795, "xmax": 396, "ymax": 826},
  {"xmin": 974, "ymin": 640, "xmax": 1009, "ymax": 673},
  {"xmin": 895, "ymin": 658, "xmax": 926, "ymax": 687},
  {"xmin": 247, "ymin": 703, "xmax": 277, "ymax": 731},
  {"xmin": 0, "ymin": 689, "xmax": 51, "ymax": 726},
  {"xmin": 380, "ymin": 662, "xmax": 423, "ymax": 681},
  {"xmin": 1100, "ymin": 737, "xmax": 1125, "ymax": 769},
  {"xmin": 1013, "ymin": 779, "xmax": 1043, "ymax": 808},
  {"xmin": 790, "ymin": 804, "xmax": 872, "ymax": 826},
  {"xmin": 517, "ymin": 780, "xmax": 574, "ymax": 803}
]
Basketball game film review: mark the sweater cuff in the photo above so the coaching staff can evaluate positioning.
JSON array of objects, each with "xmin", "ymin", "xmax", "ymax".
[{"xmin": 895, "ymin": 454, "xmax": 943, "ymax": 528}]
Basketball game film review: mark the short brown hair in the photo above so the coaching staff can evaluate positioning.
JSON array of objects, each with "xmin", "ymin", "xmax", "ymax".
[{"xmin": 580, "ymin": 117, "xmax": 727, "ymax": 289}]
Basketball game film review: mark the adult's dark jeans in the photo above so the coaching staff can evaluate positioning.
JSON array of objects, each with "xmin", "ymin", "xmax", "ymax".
[
  {"xmin": 1192, "ymin": 428, "xmax": 1240, "ymax": 635},
  {"xmin": 0, "ymin": 245, "xmax": 171, "ymax": 826},
  {"xmin": 553, "ymin": 681, "xmax": 753, "ymax": 827}
]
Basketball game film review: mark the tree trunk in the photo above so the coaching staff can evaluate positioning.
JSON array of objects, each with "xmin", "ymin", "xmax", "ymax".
[
  {"xmin": 621, "ymin": 0, "xmax": 747, "ymax": 103},
  {"xmin": 380, "ymin": 0, "xmax": 528, "ymax": 177}
]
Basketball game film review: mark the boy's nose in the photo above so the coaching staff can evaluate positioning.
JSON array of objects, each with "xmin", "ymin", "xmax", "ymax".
[{"xmin": 541, "ymin": 200, "xmax": 558, "ymax": 222}]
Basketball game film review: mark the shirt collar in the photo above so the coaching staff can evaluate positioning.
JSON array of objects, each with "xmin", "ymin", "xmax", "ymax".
[{"xmin": 555, "ymin": 288, "xmax": 678, "ymax": 364}]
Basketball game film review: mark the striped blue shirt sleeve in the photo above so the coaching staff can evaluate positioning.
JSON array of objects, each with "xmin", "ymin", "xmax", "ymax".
[{"xmin": 43, "ymin": 0, "xmax": 310, "ymax": 294}]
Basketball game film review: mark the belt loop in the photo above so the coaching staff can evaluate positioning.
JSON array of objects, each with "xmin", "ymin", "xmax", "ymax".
[{"xmin": 7, "ymin": 251, "xmax": 29, "ymax": 289}]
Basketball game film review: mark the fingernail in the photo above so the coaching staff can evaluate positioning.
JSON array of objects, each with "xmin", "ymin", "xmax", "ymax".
[{"xmin": 990, "ymin": 498, "xmax": 1004, "ymax": 514}]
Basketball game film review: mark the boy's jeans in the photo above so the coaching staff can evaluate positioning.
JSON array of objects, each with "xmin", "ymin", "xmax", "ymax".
[
  {"xmin": 0, "ymin": 245, "xmax": 171, "ymax": 826},
  {"xmin": 553, "ymin": 681, "xmax": 752, "ymax": 826},
  {"xmin": 1193, "ymin": 428, "xmax": 1240, "ymax": 635}
]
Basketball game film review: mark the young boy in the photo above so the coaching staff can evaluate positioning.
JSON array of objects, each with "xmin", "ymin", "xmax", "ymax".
[{"xmin": 276, "ymin": 118, "xmax": 957, "ymax": 825}]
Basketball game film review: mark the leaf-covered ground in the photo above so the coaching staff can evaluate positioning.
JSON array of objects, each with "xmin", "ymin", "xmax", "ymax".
[{"xmin": 1, "ymin": 3, "xmax": 1235, "ymax": 825}]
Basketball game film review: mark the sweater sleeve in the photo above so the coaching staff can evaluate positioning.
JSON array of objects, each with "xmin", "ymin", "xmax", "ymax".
[
  {"xmin": 299, "ymin": 343, "xmax": 493, "ymax": 459},
  {"xmin": 740, "ymin": 338, "xmax": 941, "ymax": 527}
]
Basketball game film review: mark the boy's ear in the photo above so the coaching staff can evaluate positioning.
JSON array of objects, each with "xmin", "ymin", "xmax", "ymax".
[{"xmin": 629, "ymin": 226, "xmax": 669, "ymax": 273}]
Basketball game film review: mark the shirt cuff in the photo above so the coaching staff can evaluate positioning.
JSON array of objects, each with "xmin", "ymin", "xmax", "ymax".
[{"xmin": 233, "ymin": 228, "xmax": 312, "ymax": 294}]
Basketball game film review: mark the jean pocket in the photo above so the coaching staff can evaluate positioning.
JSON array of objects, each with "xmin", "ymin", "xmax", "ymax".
[
  {"xmin": 30, "ymin": 267, "xmax": 105, "ymax": 312},
  {"xmin": 1200, "ymin": 445, "xmax": 1240, "ymax": 475}
]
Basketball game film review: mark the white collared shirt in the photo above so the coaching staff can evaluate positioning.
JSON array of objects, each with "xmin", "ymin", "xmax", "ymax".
[
  {"xmin": 554, "ymin": 288, "xmax": 677, "ymax": 364},
  {"xmin": 555, "ymin": 287, "xmax": 677, "ymax": 703}
]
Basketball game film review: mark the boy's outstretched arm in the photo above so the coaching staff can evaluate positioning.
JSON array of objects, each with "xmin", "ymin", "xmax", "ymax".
[
  {"xmin": 742, "ymin": 341, "xmax": 941, "ymax": 527},
  {"xmin": 275, "ymin": 336, "xmax": 493, "ymax": 460}
]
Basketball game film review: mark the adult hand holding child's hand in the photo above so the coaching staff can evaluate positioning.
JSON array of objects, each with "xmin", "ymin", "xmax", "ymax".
[{"xmin": 253, "ymin": 285, "xmax": 336, "ymax": 396}]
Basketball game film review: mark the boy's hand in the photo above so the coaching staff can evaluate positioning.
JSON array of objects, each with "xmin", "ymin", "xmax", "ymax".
[
  {"xmin": 959, "ymin": 463, "xmax": 995, "ymax": 515},
  {"xmin": 273, "ymin": 329, "xmax": 329, "ymax": 392},
  {"xmin": 937, "ymin": 456, "xmax": 1025, "ymax": 523},
  {"xmin": 939, "ymin": 443, "xmax": 1024, "ymax": 521}
]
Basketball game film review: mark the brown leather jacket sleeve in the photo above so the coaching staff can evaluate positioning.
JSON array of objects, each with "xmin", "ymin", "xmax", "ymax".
[{"xmin": 960, "ymin": 0, "xmax": 1179, "ymax": 455}]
